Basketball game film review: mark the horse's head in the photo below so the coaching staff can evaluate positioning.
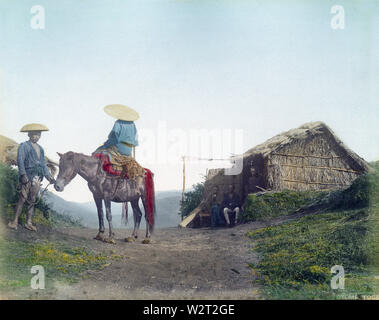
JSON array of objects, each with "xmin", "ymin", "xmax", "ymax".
[{"xmin": 54, "ymin": 151, "xmax": 78, "ymax": 192}]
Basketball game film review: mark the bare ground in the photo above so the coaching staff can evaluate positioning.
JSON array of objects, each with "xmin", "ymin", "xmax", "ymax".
[
  {"xmin": 2, "ymin": 213, "xmax": 311, "ymax": 300},
  {"xmin": 53, "ymin": 224, "xmax": 262, "ymax": 300}
]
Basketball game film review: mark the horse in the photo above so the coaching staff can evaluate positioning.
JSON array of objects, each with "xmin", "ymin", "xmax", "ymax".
[{"xmin": 54, "ymin": 151, "xmax": 155, "ymax": 244}]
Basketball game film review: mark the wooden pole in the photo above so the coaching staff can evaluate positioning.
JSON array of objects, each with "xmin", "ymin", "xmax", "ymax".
[
  {"xmin": 132, "ymin": 146, "xmax": 135, "ymax": 159},
  {"xmin": 181, "ymin": 156, "xmax": 186, "ymax": 221}
]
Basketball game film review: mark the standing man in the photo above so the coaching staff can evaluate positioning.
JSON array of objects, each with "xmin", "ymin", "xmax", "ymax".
[
  {"xmin": 222, "ymin": 184, "xmax": 241, "ymax": 227},
  {"xmin": 8, "ymin": 124, "xmax": 55, "ymax": 231}
]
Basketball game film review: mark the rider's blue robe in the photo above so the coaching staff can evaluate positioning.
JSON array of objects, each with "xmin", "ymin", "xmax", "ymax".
[{"xmin": 96, "ymin": 120, "xmax": 138, "ymax": 156}]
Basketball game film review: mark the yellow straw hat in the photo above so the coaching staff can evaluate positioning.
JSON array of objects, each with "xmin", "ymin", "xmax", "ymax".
[
  {"xmin": 104, "ymin": 104, "xmax": 139, "ymax": 121},
  {"xmin": 20, "ymin": 123, "xmax": 49, "ymax": 132}
]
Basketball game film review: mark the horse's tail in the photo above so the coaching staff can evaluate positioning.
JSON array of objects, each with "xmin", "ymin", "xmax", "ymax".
[
  {"xmin": 121, "ymin": 202, "xmax": 128, "ymax": 226},
  {"xmin": 144, "ymin": 168, "xmax": 155, "ymax": 231}
]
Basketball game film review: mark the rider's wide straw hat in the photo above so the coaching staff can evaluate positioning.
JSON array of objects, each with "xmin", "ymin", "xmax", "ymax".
[
  {"xmin": 20, "ymin": 123, "xmax": 49, "ymax": 132},
  {"xmin": 104, "ymin": 104, "xmax": 139, "ymax": 121}
]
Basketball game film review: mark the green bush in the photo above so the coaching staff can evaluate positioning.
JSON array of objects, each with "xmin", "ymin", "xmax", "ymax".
[
  {"xmin": 335, "ymin": 167, "xmax": 379, "ymax": 210},
  {"xmin": 0, "ymin": 162, "xmax": 19, "ymax": 206},
  {"xmin": 179, "ymin": 182, "xmax": 205, "ymax": 218}
]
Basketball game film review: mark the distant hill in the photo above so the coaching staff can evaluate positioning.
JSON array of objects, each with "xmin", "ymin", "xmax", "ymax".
[
  {"xmin": 42, "ymin": 191, "xmax": 98, "ymax": 227},
  {"xmin": 43, "ymin": 190, "xmax": 182, "ymax": 229}
]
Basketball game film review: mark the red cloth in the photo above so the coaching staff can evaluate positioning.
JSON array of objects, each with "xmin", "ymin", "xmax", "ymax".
[
  {"xmin": 144, "ymin": 168, "xmax": 155, "ymax": 228},
  {"xmin": 93, "ymin": 153, "xmax": 129, "ymax": 178}
]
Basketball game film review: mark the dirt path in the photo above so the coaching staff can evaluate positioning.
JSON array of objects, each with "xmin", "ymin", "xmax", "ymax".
[
  {"xmin": 52, "ymin": 223, "xmax": 263, "ymax": 300},
  {"xmin": 3, "ymin": 213, "xmax": 308, "ymax": 300}
]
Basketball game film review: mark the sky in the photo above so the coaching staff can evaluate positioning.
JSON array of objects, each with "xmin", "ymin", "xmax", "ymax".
[{"xmin": 0, "ymin": 0, "xmax": 378, "ymax": 202}]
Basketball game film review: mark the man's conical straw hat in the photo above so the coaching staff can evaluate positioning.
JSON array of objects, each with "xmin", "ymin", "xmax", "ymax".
[
  {"xmin": 20, "ymin": 123, "xmax": 49, "ymax": 132},
  {"xmin": 104, "ymin": 104, "xmax": 139, "ymax": 121}
]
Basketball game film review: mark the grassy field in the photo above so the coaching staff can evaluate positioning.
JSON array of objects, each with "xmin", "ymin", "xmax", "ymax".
[
  {"xmin": 244, "ymin": 162, "xmax": 379, "ymax": 299},
  {"xmin": 0, "ymin": 163, "xmax": 113, "ymax": 297},
  {"xmin": 0, "ymin": 239, "xmax": 109, "ymax": 292}
]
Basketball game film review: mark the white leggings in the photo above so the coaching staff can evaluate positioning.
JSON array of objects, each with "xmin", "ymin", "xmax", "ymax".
[{"xmin": 223, "ymin": 207, "xmax": 239, "ymax": 224}]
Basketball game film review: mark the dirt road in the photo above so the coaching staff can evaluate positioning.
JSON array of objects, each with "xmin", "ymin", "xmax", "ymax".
[
  {"xmin": 52, "ymin": 223, "xmax": 263, "ymax": 300},
  {"xmin": 3, "ymin": 211, "xmax": 312, "ymax": 300}
]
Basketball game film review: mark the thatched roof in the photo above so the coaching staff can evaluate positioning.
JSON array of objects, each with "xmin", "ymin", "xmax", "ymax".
[{"xmin": 243, "ymin": 121, "xmax": 370, "ymax": 172}]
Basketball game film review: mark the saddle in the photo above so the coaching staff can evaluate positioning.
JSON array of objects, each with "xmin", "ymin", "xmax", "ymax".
[{"xmin": 93, "ymin": 146, "xmax": 145, "ymax": 180}]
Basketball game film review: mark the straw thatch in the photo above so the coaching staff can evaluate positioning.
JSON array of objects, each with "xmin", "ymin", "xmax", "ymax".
[
  {"xmin": 243, "ymin": 121, "xmax": 369, "ymax": 193},
  {"xmin": 0, "ymin": 134, "xmax": 58, "ymax": 176},
  {"xmin": 185, "ymin": 122, "xmax": 369, "ymax": 228}
]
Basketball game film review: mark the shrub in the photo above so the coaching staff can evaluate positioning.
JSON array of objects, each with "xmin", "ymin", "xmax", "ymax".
[{"xmin": 179, "ymin": 182, "xmax": 205, "ymax": 218}]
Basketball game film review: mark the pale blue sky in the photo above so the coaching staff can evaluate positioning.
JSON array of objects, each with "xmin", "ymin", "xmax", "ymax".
[{"xmin": 0, "ymin": 0, "xmax": 378, "ymax": 202}]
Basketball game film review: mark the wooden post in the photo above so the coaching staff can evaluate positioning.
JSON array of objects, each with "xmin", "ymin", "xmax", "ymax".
[
  {"xmin": 132, "ymin": 146, "xmax": 135, "ymax": 159},
  {"xmin": 181, "ymin": 156, "xmax": 186, "ymax": 221}
]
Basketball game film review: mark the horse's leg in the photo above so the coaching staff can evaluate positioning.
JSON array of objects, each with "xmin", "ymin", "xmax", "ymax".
[
  {"xmin": 104, "ymin": 200, "xmax": 115, "ymax": 244},
  {"xmin": 131, "ymin": 199, "xmax": 142, "ymax": 239},
  {"xmin": 141, "ymin": 196, "xmax": 152, "ymax": 244},
  {"xmin": 93, "ymin": 196, "xmax": 105, "ymax": 241}
]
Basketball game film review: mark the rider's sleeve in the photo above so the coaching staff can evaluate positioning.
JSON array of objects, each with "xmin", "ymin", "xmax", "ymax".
[{"xmin": 17, "ymin": 143, "xmax": 27, "ymax": 176}]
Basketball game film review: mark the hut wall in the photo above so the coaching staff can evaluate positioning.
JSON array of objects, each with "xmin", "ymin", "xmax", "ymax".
[
  {"xmin": 204, "ymin": 170, "xmax": 243, "ymax": 194},
  {"xmin": 201, "ymin": 168, "xmax": 244, "ymax": 214},
  {"xmin": 242, "ymin": 154, "xmax": 266, "ymax": 195},
  {"xmin": 264, "ymin": 135, "xmax": 363, "ymax": 191}
]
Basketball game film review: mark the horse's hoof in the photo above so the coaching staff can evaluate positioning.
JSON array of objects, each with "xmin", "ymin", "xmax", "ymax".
[
  {"xmin": 94, "ymin": 233, "xmax": 104, "ymax": 241},
  {"xmin": 104, "ymin": 238, "xmax": 116, "ymax": 244},
  {"xmin": 125, "ymin": 237, "xmax": 135, "ymax": 243},
  {"xmin": 142, "ymin": 238, "xmax": 151, "ymax": 244}
]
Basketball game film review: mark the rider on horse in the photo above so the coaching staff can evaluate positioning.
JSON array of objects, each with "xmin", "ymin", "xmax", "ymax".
[
  {"xmin": 93, "ymin": 104, "xmax": 144, "ymax": 179},
  {"xmin": 54, "ymin": 105, "xmax": 155, "ymax": 243}
]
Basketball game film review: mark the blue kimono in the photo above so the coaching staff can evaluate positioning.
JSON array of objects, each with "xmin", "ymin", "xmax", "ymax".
[
  {"xmin": 96, "ymin": 120, "xmax": 138, "ymax": 156},
  {"xmin": 17, "ymin": 141, "xmax": 51, "ymax": 181}
]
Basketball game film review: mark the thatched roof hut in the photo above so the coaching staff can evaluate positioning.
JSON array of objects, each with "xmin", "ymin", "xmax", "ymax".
[{"xmin": 180, "ymin": 121, "xmax": 369, "ymax": 228}]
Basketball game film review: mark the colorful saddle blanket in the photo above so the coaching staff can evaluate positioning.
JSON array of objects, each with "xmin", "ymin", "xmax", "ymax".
[{"xmin": 93, "ymin": 146, "xmax": 145, "ymax": 180}]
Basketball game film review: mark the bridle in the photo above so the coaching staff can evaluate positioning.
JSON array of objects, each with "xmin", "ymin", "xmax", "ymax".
[{"xmin": 57, "ymin": 157, "xmax": 78, "ymax": 186}]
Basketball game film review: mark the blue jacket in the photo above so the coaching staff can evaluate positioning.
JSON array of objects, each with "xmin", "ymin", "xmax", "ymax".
[
  {"xmin": 17, "ymin": 141, "xmax": 51, "ymax": 181},
  {"xmin": 97, "ymin": 120, "xmax": 138, "ymax": 156}
]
